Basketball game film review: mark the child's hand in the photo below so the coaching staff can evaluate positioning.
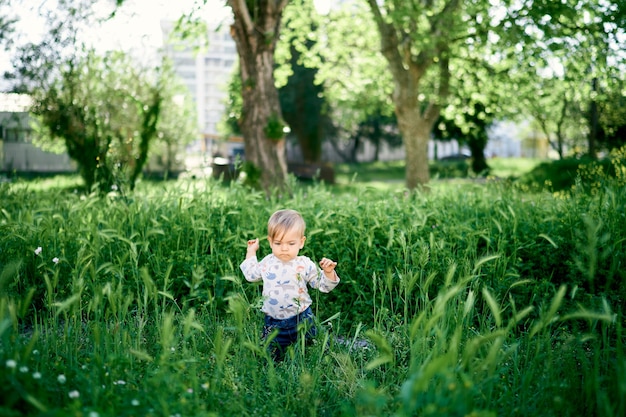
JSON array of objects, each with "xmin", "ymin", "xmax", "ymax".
[
  {"xmin": 319, "ymin": 257, "xmax": 338, "ymax": 279},
  {"xmin": 246, "ymin": 238, "xmax": 259, "ymax": 258}
]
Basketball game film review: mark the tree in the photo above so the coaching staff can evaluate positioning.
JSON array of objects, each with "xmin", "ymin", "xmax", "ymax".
[
  {"xmin": 0, "ymin": 0, "xmax": 17, "ymax": 54},
  {"xmin": 227, "ymin": 0, "xmax": 290, "ymax": 192},
  {"xmin": 435, "ymin": 102, "xmax": 492, "ymax": 175},
  {"xmin": 219, "ymin": 66, "xmax": 243, "ymax": 138},
  {"xmin": 361, "ymin": 0, "xmax": 526, "ymax": 188},
  {"xmin": 519, "ymin": 75, "xmax": 577, "ymax": 159},
  {"xmin": 597, "ymin": 82, "xmax": 626, "ymax": 151},
  {"xmin": 28, "ymin": 50, "xmax": 172, "ymax": 191},
  {"xmin": 499, "ymin": 0, "xmax": 626, "ymax": 159},
  {"xmin": 279, "ymin": 1, "xmax": 396, "ymax": 164},
  {"xmin": 357, "ymin": 0, "xmax": 626, "ymax": 187},
  {"xmin": 364, "ymin": 0, "xmax": 463, "ymax": 189},
  {"xmin": 7, "ymin": 0, "xmax": 196, "ymax": 190},
  {"xmin": 278, "ymin": 29, "xmax": 327, "ymax": 164},
  {"xmin": 144, "ymin": 61, "xmax": 198, "ymax": 179},
  {"xmin": 514, "ymin": 63, "xmax": 595, "ymax": 160},
  {"xmin": 433, "ymin": 43, "xmax": 514, "ymax": 174}
]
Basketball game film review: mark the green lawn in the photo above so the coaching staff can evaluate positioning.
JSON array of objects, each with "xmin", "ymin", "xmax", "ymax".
[
  {"xmin": 335, "ymin": 157, "xmax": 545, "ymax": 184},
  {"xmin": 332, "ymin": 157, "xmax": 546, "ymax": 195}
]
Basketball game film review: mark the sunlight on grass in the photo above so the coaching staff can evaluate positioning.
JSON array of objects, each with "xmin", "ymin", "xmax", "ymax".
[
  {"xmin": 6, "ymin": 174, "xmax": 84, "ymax": 192},
  {"xmin": 335, "ymin": 157, "xmax": 545, "ymax": 187},
  {"xmin": 488, "ymin": 157, "xmax": 545, "ymax": 178}
]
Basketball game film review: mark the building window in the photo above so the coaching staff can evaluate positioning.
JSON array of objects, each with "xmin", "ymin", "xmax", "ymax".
[{"xmin": 5, "ymin": 127, "xmax": 31, "ymax": 143}]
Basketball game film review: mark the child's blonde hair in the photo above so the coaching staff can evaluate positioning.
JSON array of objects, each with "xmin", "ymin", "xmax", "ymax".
[{"xmin": 267, "ymin": 209, "xmax": 306, "ymax": 240}]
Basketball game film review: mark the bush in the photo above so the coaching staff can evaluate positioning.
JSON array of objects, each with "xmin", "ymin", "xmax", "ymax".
[{"xmin": 517, "ymin": 156, "xmax": 614, "ymax": 191}]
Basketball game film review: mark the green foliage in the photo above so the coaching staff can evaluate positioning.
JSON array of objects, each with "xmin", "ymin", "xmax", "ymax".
[
  {"xmin": 263, "ymin": 113, "xmax": 287, "ymax": 141},
  {"xmin": 0, "ymin": 2, "xmax": 17, "ymax": 48},
  {"xmin": 305, "ymin": 0, "xmax": 394, "ymax": 137},
  {"xmin": 518, "ymin": 155, "xmax": 617, "ymax": 192},
  {"xmin": 598, "ymin": 85, "xmax": 626, "ymax": 150},
  {"xmin": 241, "ymin": 161, "xmax": 262, "ymax": 189},
  {"xmin": 518, "ymin": 157, "xmax": 589, "ymax": 191},
  {"xmin": 277, "ymin": 11, "xmax": 329, "ymax": 163},
  {"xmin": 0, "ymin": 159, "xmax": 625, "ymax": 416},
  {"xmin": 5, "ymin": 0, "xmax": 195, "ymax": 191},
  {"xmin": 435, "ymin": 102, "xmax": 494, "ymax": 175},
  {"xmin": 430, "ymin": 159, "xmax": 470, "ymax": 179},
  {"xmin": 502, "ymin": 0, "xmax": 626, "ymax": 157},
  {"xmin": 219, "ymin": 67, "xmax": 243, "ymax": 137}
]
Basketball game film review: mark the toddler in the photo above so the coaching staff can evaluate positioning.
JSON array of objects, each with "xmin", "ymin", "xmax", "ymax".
[{"xmin": 240, "ymin": 209, "xmax": 339, "ymax": 360}]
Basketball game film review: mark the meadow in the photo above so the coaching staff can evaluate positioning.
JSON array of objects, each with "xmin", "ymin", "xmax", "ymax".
[{"xmin": 1, "ymin": 154, "xmax": 625, "ymax": 416}]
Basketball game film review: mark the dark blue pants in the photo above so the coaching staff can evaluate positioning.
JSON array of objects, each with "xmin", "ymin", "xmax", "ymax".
[{"xmin": 262, "ymin": 307, "xmax": 317, "ymax": 361}]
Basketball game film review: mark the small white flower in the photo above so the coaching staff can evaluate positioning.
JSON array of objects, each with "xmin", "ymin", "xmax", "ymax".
[
  {"xmin": 186, "ymin": 388, "xmax": 193, "ymax": 394},
  {"xmin": 34, "ymin": 247, "xmax": 42, "ymax": 256},
  {"xmin": 5, "ymin": 359, "xmax": 17, "ymax": 368},
  {"xmin": 88, "ymin": 412, "xmax": 100, "ymax": 417},
  {"xmin": 52, "ymin": 257, "xmax": 59, "ymax": 264},
  {"xmin": 131, "ymin": 399, "xmax": 139, "ymax": 406},
  {"xmin": 201, "ymin": 382, "xmax": 210, "ymax": 390},
  {"xmin": 32, "ymin": 350, "xmax": 39, "ymax": 355},
  {"xmin": 69, "ymin": 390, "xmax": 80, "ymax": 399},
  {"xmin": 113, "ymin": 380, "xmax": 126, "ymax": 385},
  {"xmin": 32, "ymin": 372, "xmax": 42, "ymax": 379},
  {"xmin": 57, "ymin": 374, "xmax": 66, "ymax": 384},
  {"xmin": 111, "ymin": 184, "xmax": 118, "ymax": 191},
  {"xmin": 19, "ymin": 366, "xmax": 28, "ymax": 373}
]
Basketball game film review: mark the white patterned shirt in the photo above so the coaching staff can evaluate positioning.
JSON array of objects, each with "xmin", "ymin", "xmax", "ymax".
[{"xmin": 240, "ymin": 254, "xmax": 340, "ymax": 319}]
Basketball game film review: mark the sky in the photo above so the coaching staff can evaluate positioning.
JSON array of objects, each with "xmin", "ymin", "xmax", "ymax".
[
  {"xmin": 0, "ymin": 0, "xmax": 230, "ymax": 88},
  {"xmin": 92, "ymin": 0, "xmax": 231, "ymax": 51},
  {"xmin": 1, "ymin": 0, "xmax": 331, "ymax": 91},
  {"xmin": 0, "ymin": 0, "xmax": 333, "ymax": 91}
]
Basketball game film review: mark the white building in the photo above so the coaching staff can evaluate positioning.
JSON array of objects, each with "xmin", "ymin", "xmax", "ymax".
[{"xmin": 160, "ymin": 19, "xmax": 240, "ymax": 164}]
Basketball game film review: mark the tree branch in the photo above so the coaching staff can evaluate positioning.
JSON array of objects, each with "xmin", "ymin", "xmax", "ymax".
[
  {"xmin": 228, "ymin": 0, "xmax": 254, "ymax": 34},
  {"xmin": 365, "ymin": 0, "xmax": 405, "ymax": 77}
]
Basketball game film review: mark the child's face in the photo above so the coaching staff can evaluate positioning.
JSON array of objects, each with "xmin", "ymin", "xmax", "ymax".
[{"xmin": 268, "ymin": 227, "xmax": 305, "ymax": 262}]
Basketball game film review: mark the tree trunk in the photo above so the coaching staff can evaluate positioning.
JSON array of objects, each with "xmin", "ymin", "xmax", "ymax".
[
  {"xmin": 397, "ymin": 105, "xmax": 432, "ymax": 189},
  {"xmin": 556, "ymin": 96, "xmax": 567, "ymax": 159},
  {"xmin": 228, "ymin": 0, "xmax": 289, "ymax": 191},
  {"xmin": 392, "ymin": 67, "xmax": 439, "ymax": 188},
  {"xmin": 130, "ymin": 91, "xmax": 161, "ymax": 190},
  {"xmin": 349, "ymin": 133, "xmax": 361, "ymax": 163},
  {"xmin": 588, "ymin": 77, "xmax": 599, "ymax": 160},
  {"xmin": 467, "ymin": 138, "xmax": 489, "ymax": 175}
]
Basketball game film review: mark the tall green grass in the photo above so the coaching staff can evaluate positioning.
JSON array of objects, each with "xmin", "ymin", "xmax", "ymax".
[{"xmin": 1, "ymin": 156, "xmax": 625, "ymax": 416}]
